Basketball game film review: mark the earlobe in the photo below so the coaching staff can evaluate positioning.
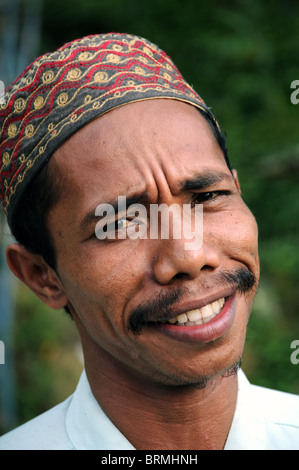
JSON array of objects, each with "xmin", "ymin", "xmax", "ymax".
[
  {"xmin": 232, "ymin": 169, "xmax": 241, "ymax": 194},
  {"xmin": 6, "ymin": 243, "xmax": 68, "ymax": 310}
]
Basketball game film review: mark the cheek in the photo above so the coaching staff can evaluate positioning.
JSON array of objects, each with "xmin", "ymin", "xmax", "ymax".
[
  {"xmin": 206, "ymin": 205, "xmax": 259, "ymax": 268},
  {"xmin": 234, "ymin": 208, "xmax": 259, "ymax": 263},
  {"xmin": 58, "ymin": 243, "xmax": 153, "ymax": 365},
  {"xmin": 58, "ymin": 241, "xmax": 146, "ymax": 325}
]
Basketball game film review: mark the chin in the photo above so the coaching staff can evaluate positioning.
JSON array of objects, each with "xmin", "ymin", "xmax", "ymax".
[{"xmin": 147, "ymin": 350, "xmax": 243, "ymax": 389}]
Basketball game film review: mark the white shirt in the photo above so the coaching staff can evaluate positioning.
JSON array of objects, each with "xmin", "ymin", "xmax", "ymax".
[{"xmin": 0, "ymin": 369, "xmax": 298, "ymax": 450}]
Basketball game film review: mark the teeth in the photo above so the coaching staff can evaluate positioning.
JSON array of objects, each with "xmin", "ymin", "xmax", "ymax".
[
  {"xmin": 176, "ymin": 313, "xmax": 188, "ymax": 324},
  {"xmin": 167, "ymin": 297, "xmax": 225, "ymax": 326}
]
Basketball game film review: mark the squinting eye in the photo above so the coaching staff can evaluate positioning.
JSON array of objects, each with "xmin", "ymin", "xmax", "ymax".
[
  {"xmin": 106, "ymin": 216, "xmax": 141, "ymax": 234},
  {"xmin": 104, "ymin": 217, "xmax": 128, "ymax": 233},
  {"xmin": 192, "ymin": 190, "xmax": 231, "ymax": 205}
]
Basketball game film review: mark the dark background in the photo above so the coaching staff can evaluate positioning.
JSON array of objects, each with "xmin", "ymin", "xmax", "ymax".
[{"xmin": 0, "ymin": 0, "xmax": 298, "ymax": 434}]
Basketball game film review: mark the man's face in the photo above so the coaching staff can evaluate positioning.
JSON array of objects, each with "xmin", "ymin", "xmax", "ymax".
[{"xmin": 48, "ymin": 99, "xmax": 259, "ymax": 387}]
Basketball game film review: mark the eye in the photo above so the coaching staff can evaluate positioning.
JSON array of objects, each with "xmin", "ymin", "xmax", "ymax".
[
  {"xmin": 104, "ymin": 217, "xmax": 131, "ymax": 234},
  {"xmin": 102, "ymin": 215, "xmax": 144, "ymax": 240},
  {"xmin": 192, "ymin": 190, "xmax": 231, "ymax": 206}
]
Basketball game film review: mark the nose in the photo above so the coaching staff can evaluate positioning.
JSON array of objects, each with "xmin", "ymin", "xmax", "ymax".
[{"xmin": 152, "ymin": 234, "xmax": 221, "ymax": 285}]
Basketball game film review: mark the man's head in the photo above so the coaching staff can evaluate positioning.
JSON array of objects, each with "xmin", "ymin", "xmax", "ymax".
[{"xmin": 0, "ymin": 34, "xmax": 259, "ymax": 388}]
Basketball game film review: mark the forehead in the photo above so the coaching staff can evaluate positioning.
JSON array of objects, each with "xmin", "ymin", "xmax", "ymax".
[{"xmin": 51, "ymin": 99, "xmax": 227, "ymax": 205}]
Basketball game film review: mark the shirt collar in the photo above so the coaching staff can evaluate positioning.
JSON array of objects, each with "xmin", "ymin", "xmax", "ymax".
[
  {"xmin": 65, "ymin": 369, "xmax": 266, "ymax": 450},
  {"xmin": 65, "ymin": 370, "xmax": 135, "ymax": 450},
  {"xmin": 224, "ymin": 369, "xmax": 268, "ymax": 450}
]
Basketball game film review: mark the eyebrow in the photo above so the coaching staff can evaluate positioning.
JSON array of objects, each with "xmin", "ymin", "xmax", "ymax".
[
  {"xmin": 179, "ymin": 170, "xmax": 233, "ymax": 192},
  {"xmin": 79, "ymin": 193, "xmax": 147, "ymax": 234}
]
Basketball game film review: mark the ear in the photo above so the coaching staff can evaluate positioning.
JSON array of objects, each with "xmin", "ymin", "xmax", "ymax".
[
  {"xmin": 232, "ymin": 169, "xmax": 241, "ymax": 194},
  {"xmin": 6, "ymin": 243, "xmax": 68, "ymax": 310}
]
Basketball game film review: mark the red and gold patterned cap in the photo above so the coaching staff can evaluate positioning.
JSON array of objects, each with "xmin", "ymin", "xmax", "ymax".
[{"xmin": 0, "ymin": 32, "xmax": 209, "ymax": 226}]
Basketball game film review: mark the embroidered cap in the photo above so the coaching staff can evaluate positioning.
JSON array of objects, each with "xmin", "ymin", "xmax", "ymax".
[{"xmin": 0, "ymin": 32, "xmax": 211, "ymax": 227}]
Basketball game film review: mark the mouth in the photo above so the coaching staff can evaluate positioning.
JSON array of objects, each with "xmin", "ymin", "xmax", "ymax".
[
  {"xmin": 129, "ymin": 267, "xmax": 257, "ymax": 342},
  {"xmin": 148, "ymin": 294, "xmax": 236, "ymax": 344},
  {"xmin": 161, "ymin": 297, "xmax": 225, "ymax": 326}
]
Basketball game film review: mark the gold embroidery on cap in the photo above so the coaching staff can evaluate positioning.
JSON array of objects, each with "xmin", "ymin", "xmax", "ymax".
[
  {"xmin": 2, "ymin": 152, "xmax": 10, "ymax": 166},
  {"xmin": 25, "ymin": 77, "xmax": 33, "ymax": 86},
  {"xmin": 135, "ymin": 66, "xmax": 145, "ymax": 75},
  {"xmin": 94, "ymin": 71, "xmax": 108, "ymax": 83},
  {"xmin": 106, "ymin": 53, "xmax": 121, "ymax": 63},
  {"xmin": 78, "ymin": 51, "xmax": 91, "ymax": 61},
  {"xmin": 14, "ymin": 97, "xmax": 26, "ymax": 113},
  {"xmin": 57, "ymin": 92, "xmax": 68, "ymax": 106},
  {"xmin": 163, "ymin": 73, "xmax": 171, "ymax": 81},
  {"xmin": 25, "ymin": 124, "xmax": 34, "ymax": 138},
  {"xmin": 112, "ymin": 44, "xmax": 122, "ymax": 52},
  {"xmin": 92, "ymin": 102, "xmax": 101, "ymax": 109},
  {"xmin": 67, "ymin": 68, "xmax": 81, "ymax": 81},
  {"xmin": 8, "ymin": 124, "xmax": 18, "ymax": 138},
  {"xmin": 143, "ymin": 47, "xmax": 153, "ymax": 56},
  {"xmin": 34, "ymin": 95, "xmax": 44, "ymax": 110},
  {"xmin": 128, "ymin": 38, "xmax": 137, "ymax": 47},
  {"xmin": 42, "ymin": 70, "xmax": 55, "ymax": 84}
]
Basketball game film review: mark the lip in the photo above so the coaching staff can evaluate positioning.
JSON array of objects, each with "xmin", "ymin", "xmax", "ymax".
[
  {"xmin": 150, "ymin": 293, "xmax": 236, "ymax": 344},
  {"xmin": 159, "ymin": 288, "xmax": 236, "ymax": 321}
]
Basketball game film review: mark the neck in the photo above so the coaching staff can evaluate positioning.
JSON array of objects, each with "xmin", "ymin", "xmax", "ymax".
[{"xmin": 83, "ymin": 347, "xmax": 238, "ymax": 450}]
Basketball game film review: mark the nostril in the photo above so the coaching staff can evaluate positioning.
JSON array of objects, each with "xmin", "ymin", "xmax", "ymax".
[
  {"xmin": 202, "ymin": 265, "xmax": 212, "ymax": 271},
  {"xmin": 172, "ymin": 272, "xmax": 186, "ymax": 281},
  {"xmin": 171, "ymin": 265, "xmax": 212, "ymax": 281}
]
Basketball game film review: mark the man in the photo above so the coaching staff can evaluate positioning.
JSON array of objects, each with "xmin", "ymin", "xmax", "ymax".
[{"xmin": 0, "ymin": 33, "xmax": 298, "ymax": 450}]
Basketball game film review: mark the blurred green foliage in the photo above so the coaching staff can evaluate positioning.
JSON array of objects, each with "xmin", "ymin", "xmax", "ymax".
[
  {"xmin": 1, "ymin": 0, "xmax": 298, "ymax": 433},
  {"xmin": 14, "ymin": 284, "xmax": 82, "ymax": 426}
]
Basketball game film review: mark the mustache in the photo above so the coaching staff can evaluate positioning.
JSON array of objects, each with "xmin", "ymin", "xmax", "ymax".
[{"xmin": 128, "ymin": 267, "xmax": 257, "ymax": 335}]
